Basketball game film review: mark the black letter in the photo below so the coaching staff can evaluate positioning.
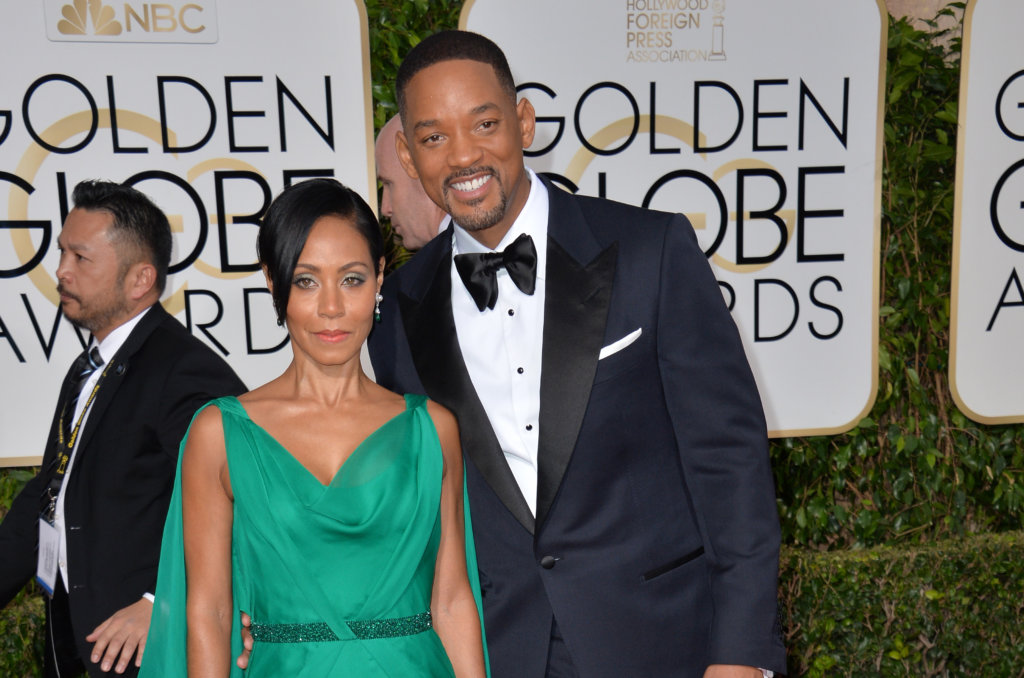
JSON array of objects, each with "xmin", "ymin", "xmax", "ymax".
[
  {"xmin": 158, "ymin": 76, "xmax": 216, "ymax": 153},
  {"xmin": 754, "ymin": 279, "xmax": 799, "ymax": 342},
  {"xmin": 643, "ymin": 169, "xmax": 728, "ymax": 257},
  {"xmin": 107, "ymin": 76, "xmax": 146, "ymax": 154},
  {"xmin": 214, "ymin": 171, "xmax": 271, "ymax": 273},
  {"xmin": 0, "ymin": 313, "xmax": 25, "ymax": 362},
  {"xmin": 649, "ymin": 82, "xmax": 680, "ymax": 154},
  {"xmin": 797, "ymin": 166, "xmax": 845, "ymax": 262},
  {"xmin": 124, "ymin": 170, "xmax": 208, "ymax": 272},
  {"xmin": 736, "ymin": 168, "xmax": 787, "ymax": 265},
  {"xmin": 718, "ymin": 280, "xmax": 736, "ymax": 311},
  {"xmin": 986, "ymin": 268, "xmax": 1024, "ymax": 331},
  {"xmin": 990, "ymin": 159, "xmax": 1024, "ymax": 252},
  {"xmin": 519, "ymin": 83, "xmax": 565, "ymax": 157},
  {"xmin": 277, "ymin": 76, "xmax": 334, "ymax": 151},
  {"xmin": 753, "ymin": 79, "xmax": 788, "ymax": 152},
  {"xmin": 575, "ymin": 82, "xmax": 639, "ymax": 156},
  {"xmin": 995, "ymin": 70, "xmax": 1024, "ymax": 141},
  {"xmin": 24, "ymin": 75, "xmax": 98, "ymax": 153},
  {"xmin": 0, "ymin": 172, "xmax": 51, "ymax": 278},
  {"xmin": 283, "ymin": 169, "xmax": 334, "ymax": 187},
  {"xmin": 21, "ymin": 293, "xmax": 65, "ymax": 359},
  {"xmin": 808, "ymin": 276, "xmax": 843, "ymax": 339},
  {"xmin": 244, "ymin": 288, "xmax": 289, "ymax": 354},
  {"xmin": 799, "ymin": 78, "xmax": 849, "ymax": 150},
  {"xmin": 184, "ymin": 290, "xmax": 229, "ymax": 356},
  {"xmin": 0, "ymin": 108, "xmax": 12, "ymax": 146},
  {"xmin": 693, "ymin": 81, "xmax": 743, "ymax": 153},
  {"xmin": 225, "ymin": 76, "xmax": 269, "ymax": 153}
]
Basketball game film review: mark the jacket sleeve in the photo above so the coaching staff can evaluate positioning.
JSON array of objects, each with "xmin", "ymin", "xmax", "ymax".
[
  {"xmin": 0, "ymin": 469, "xmax": 46, "ymax": 607},
  {"xmin": 154, "ymin": 343, "xmax": 246, "ymax": 461},
  {"xmin": 655, "ymin": 214, "xmax": 786, "ymax": 672}
]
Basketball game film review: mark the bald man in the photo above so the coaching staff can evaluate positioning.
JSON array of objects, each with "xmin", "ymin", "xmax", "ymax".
[{"xmin": 375, "ymin": 114, "xmax": 448, "ymax": 250}]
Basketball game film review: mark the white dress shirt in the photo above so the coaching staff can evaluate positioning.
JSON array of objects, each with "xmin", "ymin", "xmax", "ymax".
[
  {"xmin": 450, "ymin": 169, "xmax": 549, "ymax": 515},
  {"xmin": 54, "ymin": 306, "xmax": 152, "ymax": 590}
]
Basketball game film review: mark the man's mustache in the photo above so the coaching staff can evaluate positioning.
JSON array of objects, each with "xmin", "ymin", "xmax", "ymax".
[{"xmin": 57, "ymin": 284, "xmax": 79, "ymax": 304}]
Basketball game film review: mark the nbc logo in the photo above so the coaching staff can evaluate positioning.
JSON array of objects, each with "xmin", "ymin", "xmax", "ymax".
[
  {"xmin": 44, "ymin": 0, "xmax": 218, "ymax": 44},
  {"xmin": 57, "ymin": 0, "xmax": 123, "ymax": 36}
]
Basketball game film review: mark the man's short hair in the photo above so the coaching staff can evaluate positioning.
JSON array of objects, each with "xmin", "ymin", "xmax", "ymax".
[
  {"xmin": 72, "ymin": 180, "xmax": 172, "ymax": 293},
  {"xmin": 396, "ymin": 30, "xmax": 517, "ymax": 123}
]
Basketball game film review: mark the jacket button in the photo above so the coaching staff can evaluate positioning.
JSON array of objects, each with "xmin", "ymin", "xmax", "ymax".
[{"xmin": 540, "ymin": 555, "xmax": 558, "ymax": 569}]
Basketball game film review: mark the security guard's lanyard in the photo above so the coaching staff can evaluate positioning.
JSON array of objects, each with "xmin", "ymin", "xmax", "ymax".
[{"xmin": 44, "ymin": 361, "xmax": 113, "ymax": 522}]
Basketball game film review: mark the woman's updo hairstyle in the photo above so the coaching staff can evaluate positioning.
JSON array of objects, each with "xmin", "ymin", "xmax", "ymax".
[{"xmin": 257, "ymin": 178, "xmax": 383, "ymax": 325}]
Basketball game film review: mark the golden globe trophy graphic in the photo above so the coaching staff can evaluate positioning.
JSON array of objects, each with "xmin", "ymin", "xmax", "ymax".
[{"xmin": 710, "ymin": 0, "xmax": 725, "ymax": 61}]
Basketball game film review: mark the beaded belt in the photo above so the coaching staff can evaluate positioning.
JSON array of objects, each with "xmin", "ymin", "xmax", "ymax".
[{"xmin": 251, "ymin": 611, "xmax": 432, "ymax": 643}]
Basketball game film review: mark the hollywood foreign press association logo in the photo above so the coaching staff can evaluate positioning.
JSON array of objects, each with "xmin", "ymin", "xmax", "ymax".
[{"xmin": 57, "ymin": 0, "xmax": 123, "ymax": 36}]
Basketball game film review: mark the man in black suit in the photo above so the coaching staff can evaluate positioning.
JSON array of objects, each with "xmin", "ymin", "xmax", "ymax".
[
  {"xmin": 369, "ymin": 31, "xmax": 786, "ymax": 677},
  {"xmin": 0, "ymin": 180, "xmax": 245, "ymax": 677}
]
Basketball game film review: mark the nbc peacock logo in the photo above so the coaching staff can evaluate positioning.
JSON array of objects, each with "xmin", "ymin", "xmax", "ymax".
[
  {"xmin": 57, "ymin": 0, "xmax": 123, "ymax": 36},
  {"xmin": 43, "ymin": 0, "xmax": 218, "ymax": 43}
]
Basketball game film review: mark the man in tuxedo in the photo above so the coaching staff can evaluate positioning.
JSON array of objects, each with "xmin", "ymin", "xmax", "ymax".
[
  {"xmin": 0, "ymin": 180, "xmax": 245, "ymax": 677},
  {"xmin": 376, "ymin": 114, "xmax": 448, "ymax": 250},
  {"xmin": 369, "ymin": 31, "xmax": 786, "ymax": 677}
]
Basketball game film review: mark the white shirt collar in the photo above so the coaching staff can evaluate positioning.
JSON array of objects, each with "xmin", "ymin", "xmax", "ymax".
[
  {"xmin": 451, "ymin": 168, "xmax": 549, "ymax": 281},
  {"xmin": 92, "ymin": 305, "xmax": 154, "ymax": 365}
]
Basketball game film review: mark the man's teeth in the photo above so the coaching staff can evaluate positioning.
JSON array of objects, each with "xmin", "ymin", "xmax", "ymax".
[{"xmin": 452, "ymin": 175, "xmax": 491, "ymax": 192}]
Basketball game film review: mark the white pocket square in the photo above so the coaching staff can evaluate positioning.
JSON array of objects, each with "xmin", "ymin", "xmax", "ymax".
[{"xmin": 599, "ymin": 328, "xmax": 642, "ymax": 360}]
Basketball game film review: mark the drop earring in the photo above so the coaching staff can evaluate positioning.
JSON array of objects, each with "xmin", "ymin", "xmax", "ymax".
[{"xmin": 374, "ymin": 292, "xmax": 383, "ymax": 323}]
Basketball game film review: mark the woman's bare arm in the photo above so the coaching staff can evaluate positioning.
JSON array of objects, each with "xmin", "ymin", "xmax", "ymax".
[
  {"xmin": 428, "ymin": 401, "xmax": 487, "ymax": 678},
  {"xmin": 182, "ymin": 406, "xmax": 235, "ymax": 678}
]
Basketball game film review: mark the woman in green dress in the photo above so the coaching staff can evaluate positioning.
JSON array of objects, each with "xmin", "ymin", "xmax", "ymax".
[{"xmin": 141, "ymin": 179, "xmax": 486, "ymax": 677}]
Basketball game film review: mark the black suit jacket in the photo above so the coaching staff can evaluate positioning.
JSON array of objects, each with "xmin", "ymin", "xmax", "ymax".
[
  {"xmin": 370, "ymin": 179, "xmax": 786, "ymax": 677},
  {"xmin": 0, "ymin": 304, "xmax": 245, "ymax": 673}
]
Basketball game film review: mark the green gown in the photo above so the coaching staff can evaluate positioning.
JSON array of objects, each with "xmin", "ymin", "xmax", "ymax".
[{"xmin": 140, "ymin": 394, "xmax": 488, "ymax": 677}]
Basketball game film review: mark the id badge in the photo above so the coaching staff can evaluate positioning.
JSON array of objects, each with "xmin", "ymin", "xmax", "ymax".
[{"xmin": 36, "ymin": 519, "xmax": 59, "ymax": 596}]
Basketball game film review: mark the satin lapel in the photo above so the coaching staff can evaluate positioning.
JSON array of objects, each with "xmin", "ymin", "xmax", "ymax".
[
  {"xmin": 535, "ymin": 186, "xmax": 618, "ymax": 528},
  {"xmin": 73, "ymin": 305, "xmax": 165, "ymax": 455},
  {"xmin": 398, "ymin": 248, "xmax": 535, "ymax": 534}
]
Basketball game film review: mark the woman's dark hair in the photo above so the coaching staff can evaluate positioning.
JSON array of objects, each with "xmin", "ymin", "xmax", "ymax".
[{"xmin": 257, "ymin": 178, "xmax": 383, "ymax": 324}]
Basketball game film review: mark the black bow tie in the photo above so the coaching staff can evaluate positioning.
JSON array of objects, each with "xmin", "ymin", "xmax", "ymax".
[{"xmin": 454, "ymin": 233, "xmax": 538, "ymax": 311}]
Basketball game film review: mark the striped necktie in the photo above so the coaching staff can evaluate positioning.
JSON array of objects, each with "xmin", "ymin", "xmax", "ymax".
[{"xmin": 61, "ymin": 346, "xmax": 104, "ymax": 443}]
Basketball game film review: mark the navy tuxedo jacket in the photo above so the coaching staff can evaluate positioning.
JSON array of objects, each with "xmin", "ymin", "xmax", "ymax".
[
  {"xmin": 370, "ymin": 180, "xmax": 786, "ymax": 677},
  {"xmin": 0, "ymin": 304, "xmax": 245, "ymax": 674}
]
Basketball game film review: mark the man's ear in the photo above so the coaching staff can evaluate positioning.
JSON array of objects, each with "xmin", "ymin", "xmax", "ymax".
[
  {"xmin": 517, "ymin": 97, "xmax": 537, "ymax": 150},
  {"xmin": 125, "ymin": 261, "xmax": 157, "ymax": 301},
  {"xmin": 396, "ymin": 130, "xmax": 420, "ymax": 181}
]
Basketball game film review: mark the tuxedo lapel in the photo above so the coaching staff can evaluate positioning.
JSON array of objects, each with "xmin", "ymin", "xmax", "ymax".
[
  {"xmin": 535, "ymin": 185, "xmax": 617, "ymax": 528},
  {"xmin": 73, "ymin": 306, "xmax": 164, "ymax": 455},
  {"xmin": 398, "ymin": 243, "xmax": 535, "ymax": 533}
]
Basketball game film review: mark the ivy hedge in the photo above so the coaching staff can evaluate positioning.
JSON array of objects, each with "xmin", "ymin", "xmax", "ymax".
[
  {"xmin": 3, "ymin": 2, "xmax": 1022, "ymax": 676},
  {"xmin": 780, "ymin": 531, "xmax": 1024, "ymax": 677}
]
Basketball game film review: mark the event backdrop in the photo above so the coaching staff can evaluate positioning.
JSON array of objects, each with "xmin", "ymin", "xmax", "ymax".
[
  {"xmin": 461, "ymin": 0, "xmax": 887, "ymax": 436},
  {"xmin": 0, "ymin": 0, "xmax": 374, "ymax": 465},
  {"xmin": 950, "ymin": 0, "xmax": 1024, "ymax": 424}
]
